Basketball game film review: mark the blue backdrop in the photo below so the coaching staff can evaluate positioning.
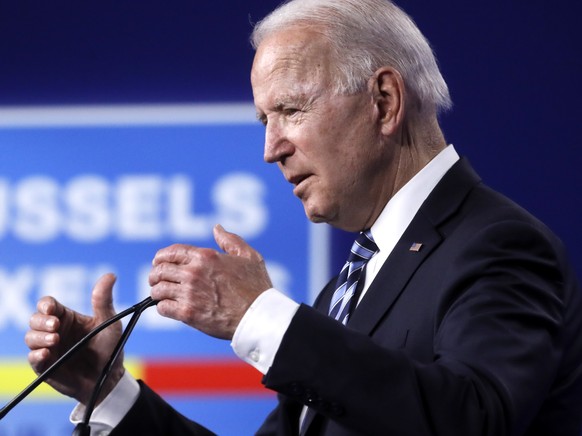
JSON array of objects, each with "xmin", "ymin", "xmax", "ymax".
[{"xmin": 0, "ymin": 1, "xmax": 580, "ymax": 435}]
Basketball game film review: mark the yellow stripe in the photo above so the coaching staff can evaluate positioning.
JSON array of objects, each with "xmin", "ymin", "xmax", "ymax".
[
  {"xmin": 0, "ymin": 359, "xmax": 59, "ymax": 399},
  {"xmin": 0, "ymin": 358, "xmax": 144, "ymax": 401},
  {"xmin": 125, "ymin": 359, "xmax": 145, "ymax": 380}
]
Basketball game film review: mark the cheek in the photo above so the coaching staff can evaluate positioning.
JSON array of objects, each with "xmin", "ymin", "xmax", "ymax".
[{"xmin": 295, "ymin": 113, "xmax": 372, "ymax": 179}]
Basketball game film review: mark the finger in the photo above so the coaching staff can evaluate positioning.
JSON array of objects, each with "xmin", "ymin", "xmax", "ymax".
[
  {"xmin": 150, "ymin": 281, "xmax": 183, "ymax": 303},
  {"xmin": 37, "ymin": 296, "xmax": 66, "ymax": 318},
  {"xmin": 91, "ymin": 273, "xmax": 117, "ymax": 323},
  {"xmin": 214, "ymin": 224, "xmax": 262, "ymax": 261},
  {"xmin": 25, "ymin": 329, "xmax": 59, "ymax": 350},
  {"xmin": 29, "ymin": 312, "xmax": 60, "ymax": 333},
  {"xmin": 152, "ymin": 244, "xmax": 194, "ymax": 266},
  {"xmin": 155, "ymin": 298, "xmax": 180, "ymax": 320},
  {"xmin": 28, "ymin": 348, "xmax": 53, "ymax": 373},
  {"xmin": 148, "ymin": 261, "xmax": 191, "ymax": 287}
]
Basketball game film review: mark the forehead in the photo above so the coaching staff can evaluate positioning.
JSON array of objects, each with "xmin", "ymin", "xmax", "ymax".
[{"xmin": 251, "ymin": 27, "xmax": 335, "ymax": 91}]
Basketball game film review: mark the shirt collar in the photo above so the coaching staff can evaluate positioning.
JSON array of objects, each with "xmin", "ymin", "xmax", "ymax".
[{"xmin": 370, "ymin": 145, "xmax": 460, "ymax": 255}]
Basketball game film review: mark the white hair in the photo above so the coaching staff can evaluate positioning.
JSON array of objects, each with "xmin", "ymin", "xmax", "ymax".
[{"xmin": 251, "ymin": 0, "xmax": 452, "ymax": 115}]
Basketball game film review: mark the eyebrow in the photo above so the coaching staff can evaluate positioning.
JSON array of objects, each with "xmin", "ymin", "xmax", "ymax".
[{"xmin": 254, "ymin": 98, "xmax": 293, "ymax": 123}]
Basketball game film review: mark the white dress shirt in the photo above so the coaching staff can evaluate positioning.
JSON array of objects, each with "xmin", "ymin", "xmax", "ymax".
[{"xmin": 72, "ymin": 145, "xmax": 460, "ymax": 435}]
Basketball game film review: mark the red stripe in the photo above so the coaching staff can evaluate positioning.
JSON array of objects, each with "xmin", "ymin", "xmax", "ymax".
[{"xmin": 143, "ymin": 359, "xmax": 272, "ymax": 396}]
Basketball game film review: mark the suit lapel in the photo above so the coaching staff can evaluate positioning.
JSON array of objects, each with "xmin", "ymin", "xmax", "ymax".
[
  {"xmin": 347, "ymin": 215, "xmax": 441, "ymax": 333},
  {"xmin": 347, "ymin": 158, "xmax": 482, "ymax": 334}
]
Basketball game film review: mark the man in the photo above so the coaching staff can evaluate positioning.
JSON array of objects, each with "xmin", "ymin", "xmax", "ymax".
[{"xmin": 26, "ymin": 0, "xmax": 582, "ymax": 435}]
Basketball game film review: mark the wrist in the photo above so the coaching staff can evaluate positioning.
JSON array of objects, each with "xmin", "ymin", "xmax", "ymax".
[{"xmin": 96, "ymin": 364, "xmax": 125, "ymax": 407}]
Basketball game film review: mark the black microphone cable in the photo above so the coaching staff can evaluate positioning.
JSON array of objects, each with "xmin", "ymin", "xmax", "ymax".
[
  {"xmin": 73, "ymin": 296, "xmax": 157, "ymax": 435},
  {"xmin": 0, "ymin": 296, "xmax": 158, "ymax": 424}
]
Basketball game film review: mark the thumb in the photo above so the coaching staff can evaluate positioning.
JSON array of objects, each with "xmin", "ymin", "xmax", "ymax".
[
  {"xmin": 213, "ymin": 224, "xmax": 262, "ymax": 261},
  {"xmin": 91, "ymin": 273, "xmax": 117, "ymax": 323}
]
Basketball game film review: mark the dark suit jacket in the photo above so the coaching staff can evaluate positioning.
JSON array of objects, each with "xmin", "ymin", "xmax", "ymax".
[{"xmin": 111, "ymin": 159, "xmax": 582, "ymax": 436}]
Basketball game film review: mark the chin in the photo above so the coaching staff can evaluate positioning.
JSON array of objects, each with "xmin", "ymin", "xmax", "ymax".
[
  {"xmin": 306, "ymin": 214, "xmax": 328, "ymax": 224},
  {"xmin": 301, "ymin": 191, "xmax": 343, "ymax": 223},
  {"xmin": 303, "ymin": 206, "xmax": 325, "ymax": 223},
  {"xmin": 302, "ymin": 203, "xmax": 335, "ymax": 225},
  {"xmin": 302, "ymin": 203, "xmax": 326, "ymax": 224},
  {"xmin": 306, "ymin": 207, "xmax": 361, "ymax": 232}
]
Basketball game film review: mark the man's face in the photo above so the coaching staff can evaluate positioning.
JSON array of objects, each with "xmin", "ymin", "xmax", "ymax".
[{"xmin": 251, "ymin": 28, "xmax": 395, "ymax": 231}]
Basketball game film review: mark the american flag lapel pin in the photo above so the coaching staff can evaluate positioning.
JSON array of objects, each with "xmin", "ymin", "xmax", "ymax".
[{"xmin": 409, "ymin": 242, "xmax": 423, "ymax": 252}]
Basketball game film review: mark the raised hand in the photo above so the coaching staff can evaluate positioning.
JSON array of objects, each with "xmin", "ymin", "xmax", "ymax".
[
  {"xmin": 149, "ymin": 224, "xmax": 273, "ymax": 340},
  {"xmin": 25, "ymin": 273, "xmax": 124, "ymax": 405}
]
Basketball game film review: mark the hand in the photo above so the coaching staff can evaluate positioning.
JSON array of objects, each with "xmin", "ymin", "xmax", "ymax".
[
  {"xmin": 25, "ymin": 273, "xmax": 124, "ymax": 406},
  {"xmin": 149, "ymin": 224, "xmax": 273, "ymax": 340}
]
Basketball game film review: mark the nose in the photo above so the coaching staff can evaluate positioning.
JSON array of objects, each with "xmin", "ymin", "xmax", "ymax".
[{"xmin": 263, "ymin": 121, "xmax": 294, "ymax": 164}]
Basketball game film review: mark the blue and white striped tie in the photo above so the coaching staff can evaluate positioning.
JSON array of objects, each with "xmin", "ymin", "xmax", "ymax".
[
  {"xmin": 328, "ymin": 229, "xmax": 378, "ymax": 325},
  {"xmin": 299, "ymin": 230, "xmax": 379, "ymax": 435}
]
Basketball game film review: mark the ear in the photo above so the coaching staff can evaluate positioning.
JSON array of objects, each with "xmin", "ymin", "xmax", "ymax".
[{"xmin": 370, "ymin": 67, "xmax": 405, "ymax": 136}]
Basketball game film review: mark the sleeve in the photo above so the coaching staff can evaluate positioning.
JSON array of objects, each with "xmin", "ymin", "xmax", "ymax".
[
  {"xmin": 70, "ymin": 371, "xmax": 140, "ymax": 435},
  {"xmin": 109, "ymin": 381, "xmax": 216, "ymax": 436},
  {"xmin": 260, "ymin": 220, "xmax": 580, "ymax": 436},
  {"xmin": 231, "ymin": 288, "xmax": 300, "ymax": 374}
]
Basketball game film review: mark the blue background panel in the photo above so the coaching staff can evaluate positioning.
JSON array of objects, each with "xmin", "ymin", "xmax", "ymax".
[{"xmin": 0, "ymin": 115, "xmax": 314, "ymax": 433}]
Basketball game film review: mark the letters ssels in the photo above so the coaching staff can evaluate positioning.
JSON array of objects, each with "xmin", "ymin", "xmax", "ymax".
[{"xmin": 0, "ymin": 172, "xmax": 268, "ymax": 242}]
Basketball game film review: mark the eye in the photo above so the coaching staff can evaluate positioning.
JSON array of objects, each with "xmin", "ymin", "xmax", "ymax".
[
  {"xmin": 257, "ymin": 114, "xmax": 268, "ymax": 126},
  {"xmin": 283, "ymin": 108, "xmax": 300, "ymax": 117}
]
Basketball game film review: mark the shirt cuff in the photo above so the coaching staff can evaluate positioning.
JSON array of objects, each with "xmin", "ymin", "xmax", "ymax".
[
  {"xmin": 70, "ymin": 370, "xmax": 140, "ymax": 434},
  {"xmin": 231, "ymin": 288, "xmax": 299, "ymax": 374}
]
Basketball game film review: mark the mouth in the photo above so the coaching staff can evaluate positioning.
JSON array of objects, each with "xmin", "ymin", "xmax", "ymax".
[
  {"xmin": 287, "ymin": 173, "xmax": 311, "ymax": 188},
  {"xmin": 287, "ymin": 173, "xmax": 311, "ymax": 197}
]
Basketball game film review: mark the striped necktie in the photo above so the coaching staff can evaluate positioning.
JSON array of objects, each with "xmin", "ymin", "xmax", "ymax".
[
  {"xmin": 300, "ymin": 230, "xmax": 379, "ymax": 435},
  {"xmin": 328, "ymin": 229, "xmax": 378, "ymax": 325}
]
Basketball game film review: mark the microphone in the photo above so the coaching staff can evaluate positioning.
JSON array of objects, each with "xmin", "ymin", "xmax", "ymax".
[{"xmin": 0, "ymin": 296, "xmax": 158, "ymax": 431}]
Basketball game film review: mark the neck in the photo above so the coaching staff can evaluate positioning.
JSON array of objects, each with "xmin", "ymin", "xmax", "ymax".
[
  {"xmin": 390, "ymin": 113, "xmax": 447, "ymax": 196},
  {"xmin": 345, "ymin": 112, "xmax": 447, "ymax": 233}
]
